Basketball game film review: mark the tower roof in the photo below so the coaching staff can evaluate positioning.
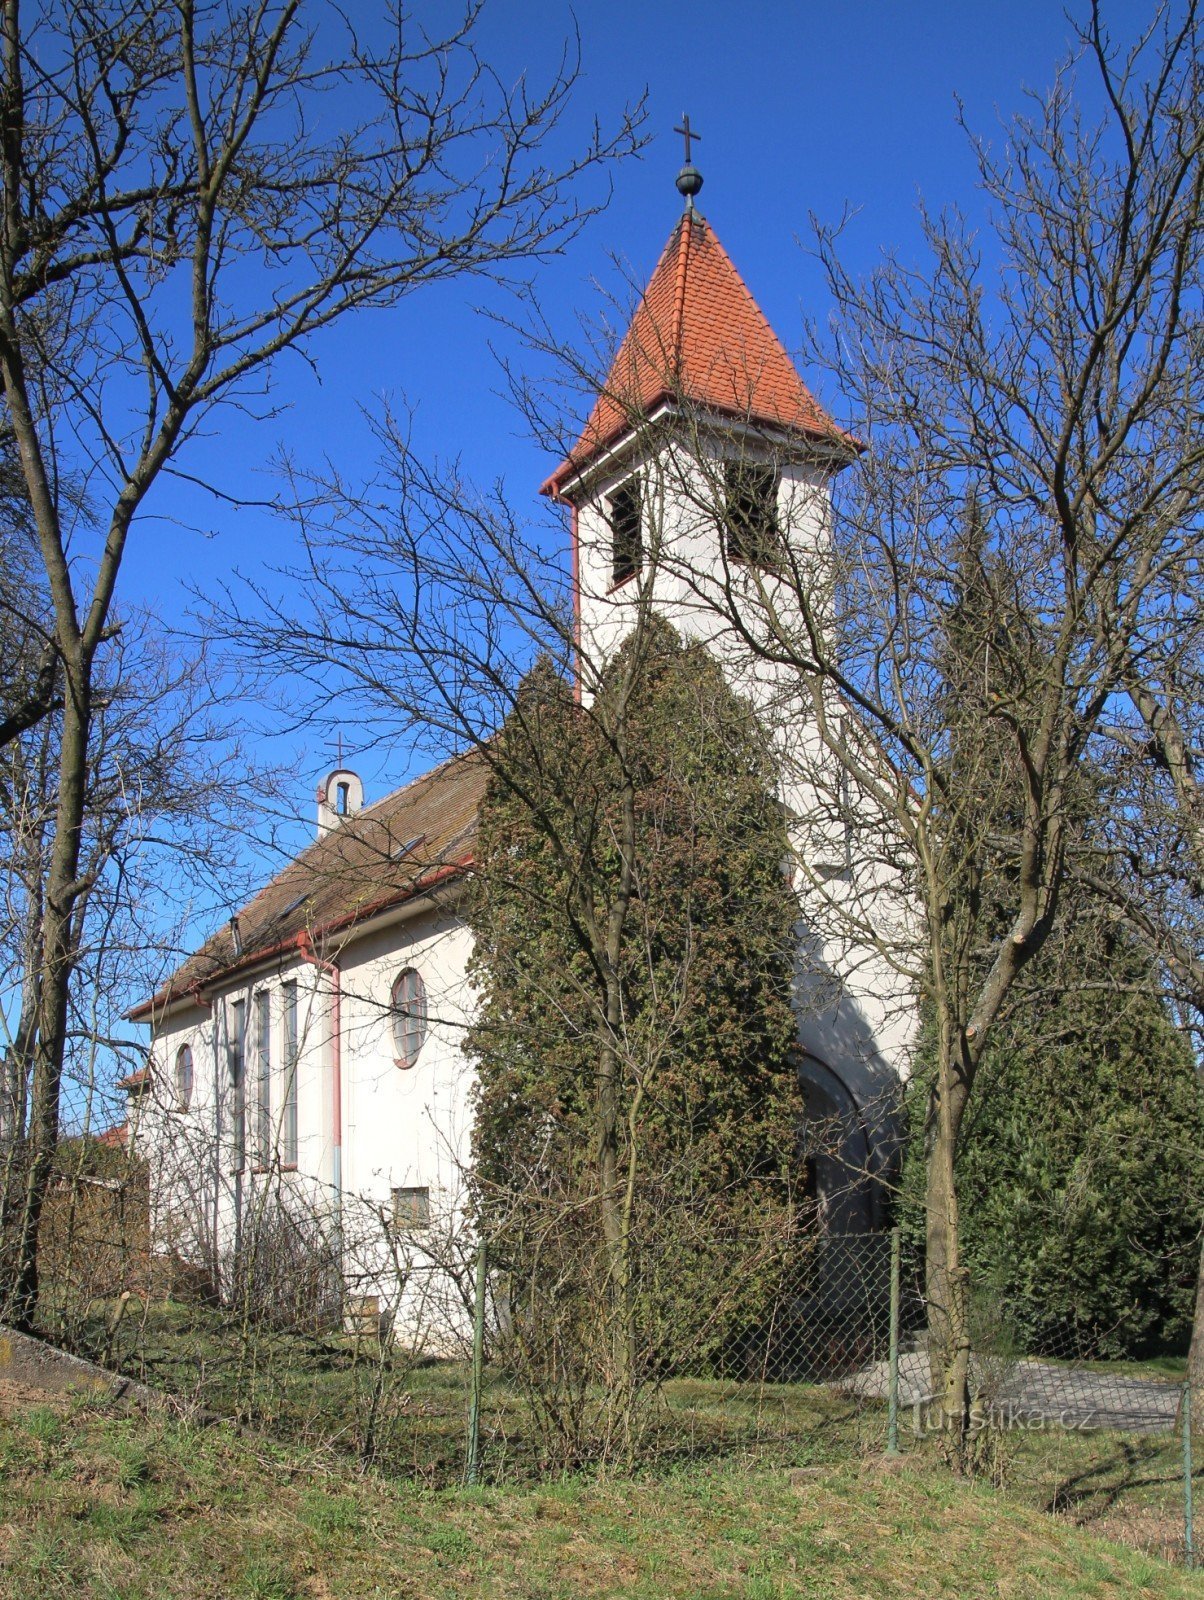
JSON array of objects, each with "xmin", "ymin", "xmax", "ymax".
[{"xmin": 542, "ymin": 211, "xmax": 856, "ymax": 498}]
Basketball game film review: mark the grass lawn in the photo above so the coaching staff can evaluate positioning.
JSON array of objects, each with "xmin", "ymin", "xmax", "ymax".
[
  {"xmin": 46, "ymin": 1299, "xmax": 897, "ymax": 1483},
  {"xmin": 0, "ymin": 1392, "xmax": 1201, "ymax": 1599}
]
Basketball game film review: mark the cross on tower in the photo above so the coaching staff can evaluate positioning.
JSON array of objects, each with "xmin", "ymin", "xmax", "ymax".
[
  {"xmin": 674, "ymin": 114, "xmax": 704, "ymax": 209},
  {"xmin": 674, "ymin": 113, "xmax": 701, "ymax": 165}
]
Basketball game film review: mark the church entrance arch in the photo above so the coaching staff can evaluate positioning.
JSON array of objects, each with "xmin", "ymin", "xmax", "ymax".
[{"xmin": 796, "ymin": 1052, "xmax": 878, "ymax": 1235}]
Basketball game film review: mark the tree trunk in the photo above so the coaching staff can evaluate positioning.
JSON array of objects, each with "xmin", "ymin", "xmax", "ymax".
[
  {"xmin": 1189, "ymin": 1227, "xmax": 1204, "ymax": 1432},
  {"xmin": 596, "ymin": 997, "xmax": 631, "ymax": 1390},
  {"xmin": 924, "ymin": 1019, "xmax": 972, "ymax": 1451},
  {"xmin": 594, "ymin": 756, "xmax": 638, "ymax": 1402},
  {"xmin": 0, "ymin": 967, "xmax": 37, "ymax": 1284},
  {"xmin": 4, "ymin": 675, "xmax": 90, "ymax": 1329}
]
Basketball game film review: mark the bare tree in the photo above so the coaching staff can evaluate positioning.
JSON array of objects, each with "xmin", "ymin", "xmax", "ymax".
[
  {"xmin": 0, "ymin": 618, "xmax": 266, "ymax": 1304},
  {"xmin": 0, "ymin": 0, "xmax": 643, "ymax": 1326},
  {"xmin": 1085, "ymin": 506, "xmax": 1204, "ymax": 1419},
  {"xmin": 203, "ymin": 408, "xmax": 851, "ymax": 1462},
  {"xmin": 625, "ymin": 2, "xmax": 1204, "ymax": 1441},
  {"xmin": 205, "ymin": 1, "xmax": 1204, "ymax": 1455}
]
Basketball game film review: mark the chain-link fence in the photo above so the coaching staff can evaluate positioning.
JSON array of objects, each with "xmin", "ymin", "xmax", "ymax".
[
  {"xmin": 17, "ymin": 1169, "xmax": 1201, "ymax": 1571},
  {"xmin": 460, "ymin": 1227, "xmax": 1198, "ymax": 1567}
]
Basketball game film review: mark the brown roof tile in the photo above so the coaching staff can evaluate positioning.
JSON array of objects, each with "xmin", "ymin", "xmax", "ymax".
[
  {"xmin": 130, "ymin": 750, "xmax": 487, "ymax": 1021},
  {"xmin": 543, "ymin": 212, "xmax": 856, "ymax": 495}
]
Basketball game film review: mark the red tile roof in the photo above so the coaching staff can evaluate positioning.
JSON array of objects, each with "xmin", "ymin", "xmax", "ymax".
[
  {"xmin": 114, "ymin": 1066, "xmax": 150, "ymax": 1093},
  {"xmin": 543, "ymin": 212, "xmax": 856, "ymax": 496},
  {"xmin": 129, "ymin": 750, "xmax": 487, "ymax": 1022}
]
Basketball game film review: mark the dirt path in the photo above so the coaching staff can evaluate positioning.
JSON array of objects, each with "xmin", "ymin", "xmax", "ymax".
[{"xmin": 846, "ymin": 1350, "xmax": 1183, "ymax": 1433}]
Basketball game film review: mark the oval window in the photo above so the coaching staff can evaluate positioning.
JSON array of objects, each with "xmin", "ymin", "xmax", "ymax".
[
  {"xmin": 391, "ymin": 968, "xmax": 427, "ymax": 1068},
  {"xmin": 175, "ymin": 1043, "xmax": 194, "ymax": 1111}
]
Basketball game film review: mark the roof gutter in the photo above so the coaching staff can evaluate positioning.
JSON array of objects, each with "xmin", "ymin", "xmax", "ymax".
[
  {"xmin": 542, "ymin": 400, "xmax": 861, "ymax": 506},
  {"xmin": 127, "ymin": 855, "xmax": 472, "ymax": 1025}
]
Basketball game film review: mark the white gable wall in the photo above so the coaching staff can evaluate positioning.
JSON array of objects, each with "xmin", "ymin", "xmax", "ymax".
[
  {"xmin": 337, "ymin": 906, "xmax": 476, "ymax": 1217},
  {"xmin": 138, "ymin": 889, "xmax": 478, "ymax": 1341}
]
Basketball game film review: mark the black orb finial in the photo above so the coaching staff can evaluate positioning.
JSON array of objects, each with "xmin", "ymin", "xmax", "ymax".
[{"xmin": 674, "ymin": 114, "xmax": 703, "ymax": 210}]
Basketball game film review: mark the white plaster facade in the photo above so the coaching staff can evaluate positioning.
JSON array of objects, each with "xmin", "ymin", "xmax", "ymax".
[{"xmin": 134, "ymin": 886, "xmax": 481, "ymax": 1345}]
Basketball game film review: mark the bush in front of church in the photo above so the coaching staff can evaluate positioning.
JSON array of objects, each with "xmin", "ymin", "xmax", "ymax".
[
  {"xmin": 464, "ymin": 616, "xmax": 803, "ymax": 1451},
  {"xmin": 900, "ymin": 931, "xmax": 1204, "ymax": 1362}
]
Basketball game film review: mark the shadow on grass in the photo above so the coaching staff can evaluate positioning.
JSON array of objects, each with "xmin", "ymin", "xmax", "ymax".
[{"xmin": 1035, "ymin": 1436, "xmax": 1192, "ymax": 1525}]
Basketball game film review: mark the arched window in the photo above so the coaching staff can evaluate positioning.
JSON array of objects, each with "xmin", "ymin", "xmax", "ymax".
[
  {"xmin": 175, "ymin": 1044, "xmax": 194, "ymax": 1111},
  {"xmin": 391, "ymin": 968, "xmax": 427, "ymax": 1068}
]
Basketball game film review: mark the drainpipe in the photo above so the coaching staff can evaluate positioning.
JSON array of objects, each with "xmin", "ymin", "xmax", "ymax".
[
  {"xmin": 297, "ymin": 932, "xmax": 343, "ymax": 1250},
  {"xmin": 570, "ymin": 500, "xmax": 582, "ymax": 704}
]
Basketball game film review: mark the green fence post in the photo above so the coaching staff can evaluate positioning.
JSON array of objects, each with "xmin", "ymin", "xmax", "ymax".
[
  {"xmin": 466, "ymin": 1233, "xmax": 488, "ymax": 1487},
  {"xmin": 886, "ymin": 1225, "xmax": 901, "ymax": 1456},
  {"xmin": 1186, "ymin": 1379, "xmax": 1195, "ymax": 1571}
]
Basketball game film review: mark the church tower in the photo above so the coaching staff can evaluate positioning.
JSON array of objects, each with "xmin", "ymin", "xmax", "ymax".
[
  {"xmin": 541, "ymin": 154, "xmax": 859, "ymax": 707},
  {"xmin": 544, "ymin": 145, "xmax": 909, "ymax": 1232}
]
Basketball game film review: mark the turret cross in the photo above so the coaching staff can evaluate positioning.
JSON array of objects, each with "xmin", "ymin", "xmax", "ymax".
[{"xmin": 674, "ymin": 114, "xmax": 701, "ymax": 165}]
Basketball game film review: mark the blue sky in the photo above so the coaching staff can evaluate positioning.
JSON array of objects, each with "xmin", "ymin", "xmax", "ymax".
[{"xmin": 121, "ymin": 0, "xmax": 1147, "ymax": 828}]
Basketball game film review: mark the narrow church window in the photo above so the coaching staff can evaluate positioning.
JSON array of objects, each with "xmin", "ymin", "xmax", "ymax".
[
  {"xmin": 391, "ymin": 968, "xmax": 428, "ymax": 1067},
  {"xmin": 281, "ymin": 981, "xmax": 298, "ymax": 1166},
  {"xmin": 336, "ymin": 781, "xmax": 350, "ymax": 816},
  {"xmin": 723, "ymin": 462, "xmax": 782, "ymax": 568},
  {"xmin": 228, "ymin": 999, "xmax": 246, "ymax": 1172},
  {"xmin": 608, "ymin": 477, "xmax": 642, "ymax": 587},
  {"xmin": 174, "ymin": 1044, "xmax": 193, "ymax": 1111},
  {"xmin": 391, "ymin": 1185, "xmax": 430, "ymax": 1230},
  {"xmin": 255, "ymin": 989, "xmax": 271, "ymax": 1162}
]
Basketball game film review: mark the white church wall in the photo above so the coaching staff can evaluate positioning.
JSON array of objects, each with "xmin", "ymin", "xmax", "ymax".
[
  {"xmin": 133, "ymin": 998, "xmax": 220, "ymax": 1273},
  {"xmin": 569, "ymin": 428, "xmax": 918, "ymax": 1126},
  {"xmin": 337, "ymin": 904, "xmax": 476, "ymax": 1209},
  {"xmin": 333, "ymin": 904, "xmax": 478, "ymax": 1349},
  {"xmin": 136, "ymin": 965, "xmax": 335, "ymax": 1281},
  {"xmin": 574, "ymin": 434, "xmax": 834, "ymax": 694},
  {"xmin": 139, "ymin": 891, "xmax": 480, "ymax": 1344}
]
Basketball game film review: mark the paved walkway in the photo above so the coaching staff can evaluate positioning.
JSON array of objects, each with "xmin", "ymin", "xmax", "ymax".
[{"xmin": 845, "ymin": 1350, "xmax": 1182, "ymax": 1433}]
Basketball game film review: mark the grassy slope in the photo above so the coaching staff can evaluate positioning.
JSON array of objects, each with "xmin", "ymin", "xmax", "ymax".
[
  {"xmin": 0, "ymin": 1399, "xmax": 1201, "ymax": 1600},
  {"xmin": 53, "ymin": 1302, "xmax": 1197, "ymax": 1551}
]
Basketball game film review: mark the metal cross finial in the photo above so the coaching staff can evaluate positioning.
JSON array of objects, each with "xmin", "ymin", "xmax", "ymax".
[
  {"xmin": 674, "ymin": 114, "xmax": 704, "ymax": 210},
  {"xmin": 674, "ymin": 114, "xmax": 701, "ymax": 165}
]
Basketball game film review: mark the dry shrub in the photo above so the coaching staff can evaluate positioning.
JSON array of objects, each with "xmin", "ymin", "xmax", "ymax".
[
  {"xmin": 226, "ymin": 1191, "xmax": 342, "ymax": 1335},
  {"xmin": 37, "ymin": 1139, "xmax": 150, "ymax": 1304}
]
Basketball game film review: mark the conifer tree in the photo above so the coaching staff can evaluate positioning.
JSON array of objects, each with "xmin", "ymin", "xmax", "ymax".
[
  {"xmin": 903, "ymin": 927, "xmax": 1204, "ymax": 1361},
  {"xmin": 909, "ymin": 501, "xmax": 1204, "ymax": 1359},
  {"xmin": 465, "ymin": 617, "xmax": 801, "ymax": 1405}
]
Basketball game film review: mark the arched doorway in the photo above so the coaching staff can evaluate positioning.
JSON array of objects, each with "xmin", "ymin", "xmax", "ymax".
[{"xmin": 796, "ymin": 1052, "xmax": 879, "ymax": 1234}]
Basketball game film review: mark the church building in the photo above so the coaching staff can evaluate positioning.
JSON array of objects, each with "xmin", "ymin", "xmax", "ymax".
[{"xmin": 126, "ymin": 157, "xmax": 914, "ymax": 1331}]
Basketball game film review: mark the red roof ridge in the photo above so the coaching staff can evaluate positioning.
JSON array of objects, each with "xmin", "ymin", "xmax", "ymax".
[{"xmin": 671, "ymin": 210, "xmax": 691, "ymax": 360}]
